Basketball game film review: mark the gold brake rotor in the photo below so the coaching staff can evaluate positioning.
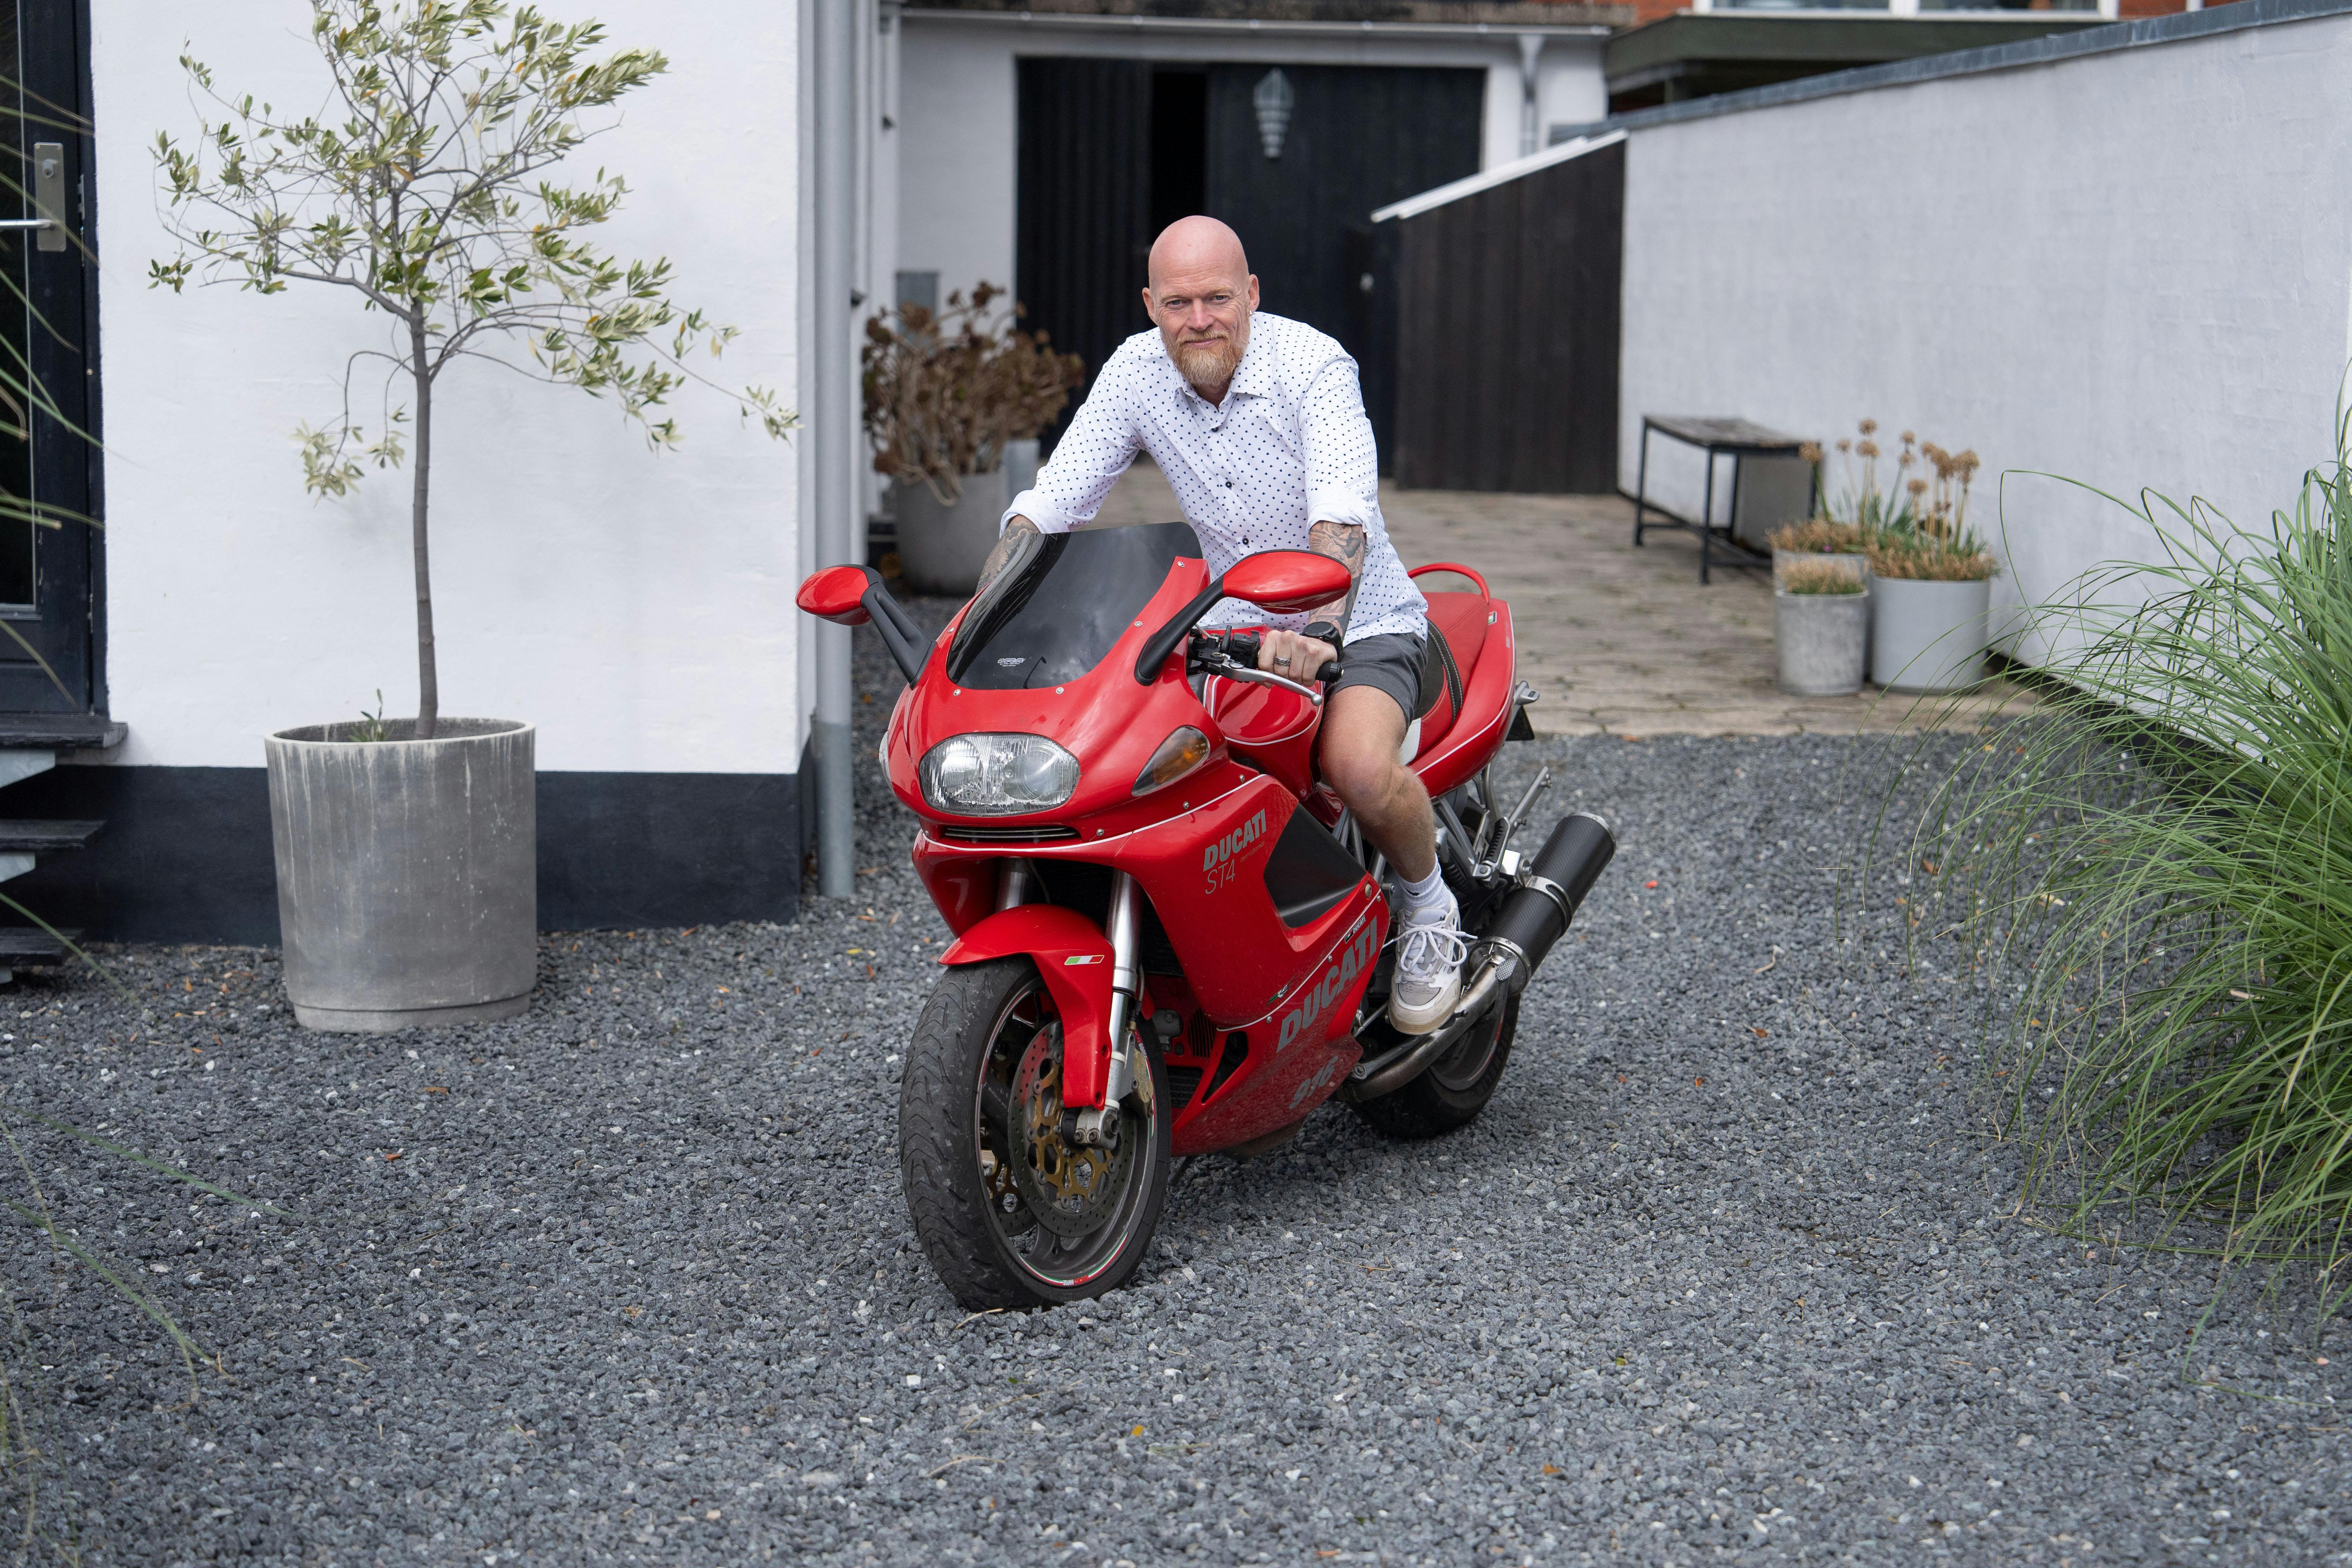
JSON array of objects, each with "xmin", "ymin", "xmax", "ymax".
[{"xmin": 1007, "ymin": 1025, "xmax": 1134, "ymax": 1239}]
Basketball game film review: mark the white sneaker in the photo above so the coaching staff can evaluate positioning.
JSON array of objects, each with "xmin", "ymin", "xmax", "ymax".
[{"xmin": 1389, "ymin": 888, "xmax": 1467, "ymax": 1035}]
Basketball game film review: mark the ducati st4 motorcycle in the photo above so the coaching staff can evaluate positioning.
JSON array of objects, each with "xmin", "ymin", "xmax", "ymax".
[{"xmin": 797, "ymin": 522, "xmax": 1615, "ymax": 1308}]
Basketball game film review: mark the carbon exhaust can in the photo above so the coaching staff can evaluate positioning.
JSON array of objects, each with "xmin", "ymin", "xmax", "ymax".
[{"xmin": 1481, "ymin": 812, "xmax": 1616, "ymax": 990}]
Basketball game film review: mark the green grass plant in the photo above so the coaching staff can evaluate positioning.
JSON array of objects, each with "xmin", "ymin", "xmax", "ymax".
[{"xmin": 1903, "ymin": 414, "xmax": 2352, "ymax": 1294}]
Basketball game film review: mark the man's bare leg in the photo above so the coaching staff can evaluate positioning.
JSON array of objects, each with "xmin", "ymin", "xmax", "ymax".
[
  {"xmin": 1318, "ymin": 685, "xmax": 1436, "ymax": 880},
  {"xmin": 1321, "ymin": 686, "xmax": 1463, "ymax": 1033}
]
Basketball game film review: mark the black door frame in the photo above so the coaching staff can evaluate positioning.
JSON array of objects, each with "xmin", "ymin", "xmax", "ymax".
[{"xmin": 0, "ymin": 0, "xmax": 100, "ymax": 716}]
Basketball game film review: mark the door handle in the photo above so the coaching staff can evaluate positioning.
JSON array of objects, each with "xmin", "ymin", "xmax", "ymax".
[{"xmin": 25, "ymin": 142, "xmax": 64, "ymax": 251}]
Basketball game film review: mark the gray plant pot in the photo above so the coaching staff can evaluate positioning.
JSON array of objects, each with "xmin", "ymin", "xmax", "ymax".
[
  {"xmin": 1774, "ymin": 587, "xmax": 1869, "ymax": 696},
  {"xmin": 1772, "ymin": 548, "xmax": 1869, "ymax": 589},
  {"xmin": 896, "ymin": 465, "xmax": 1013, "ymax": 596},
  {"xmin": 266, "ymin": 719, "xmax": 537, "ymax": 1033},
  {"xmin": 1868, "ymin": 574, "xmax": 1994, "ymax": 692}
]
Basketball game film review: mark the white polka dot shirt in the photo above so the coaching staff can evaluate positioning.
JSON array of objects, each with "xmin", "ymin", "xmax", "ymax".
[{"xmin": 1002, "ymin": 311, "xmax": 1427, "ymax": 644}]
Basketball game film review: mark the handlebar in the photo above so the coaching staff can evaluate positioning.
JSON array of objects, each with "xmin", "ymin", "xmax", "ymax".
[{"xmin": 1188, "ymin": 630, "xmax": 1341, "ymax": 686}]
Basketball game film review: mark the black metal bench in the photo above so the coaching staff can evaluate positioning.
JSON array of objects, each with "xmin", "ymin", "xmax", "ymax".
[{"xmin": 1630, "ymin": 416, "xmax": 1816, "ymax": 585}]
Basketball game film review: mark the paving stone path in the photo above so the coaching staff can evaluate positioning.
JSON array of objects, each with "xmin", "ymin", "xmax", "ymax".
[{"xmin": 1095, "ymin": 459, "xmax": 2037, "ymax": 739}]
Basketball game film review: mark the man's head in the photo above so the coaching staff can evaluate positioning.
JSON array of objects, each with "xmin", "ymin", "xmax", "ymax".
[{"xmin": 1143, "ymin": 216, "xmax": 1258, "ymax": 400}]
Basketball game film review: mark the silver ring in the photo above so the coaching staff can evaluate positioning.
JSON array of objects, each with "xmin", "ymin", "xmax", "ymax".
[{"xmin": 1274, "ymin": 656, "xmax": 1291, "ymax": 668}]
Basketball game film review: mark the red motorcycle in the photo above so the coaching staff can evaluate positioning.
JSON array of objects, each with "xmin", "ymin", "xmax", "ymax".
[{"xmin": 797, "ymin": 522, "xmax": 1614, "ymax": 1307}]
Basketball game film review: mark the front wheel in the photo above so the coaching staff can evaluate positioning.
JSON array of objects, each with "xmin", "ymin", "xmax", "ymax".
[{"xmin": 898, "ymin": 956, "xmax": 1171, "ymax": 1308}]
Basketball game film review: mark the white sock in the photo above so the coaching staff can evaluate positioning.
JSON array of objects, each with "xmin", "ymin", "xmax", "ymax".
[{"xmin": 1397, "ymin": 863, "xmax": 1447, "ymax": 922}]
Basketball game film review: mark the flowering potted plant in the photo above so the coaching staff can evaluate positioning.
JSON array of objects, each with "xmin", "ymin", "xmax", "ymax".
[
  {"xmin": 1773, "ymin": 557, "xmax": 1868, "ymax": 696},
  {"xmin": 1860, "ymin": 432, "xmax": 1996, "ymax": 691},
  {"xmin": 862, "ymin": 284, "xmax": 1084, "ymax": 594}
]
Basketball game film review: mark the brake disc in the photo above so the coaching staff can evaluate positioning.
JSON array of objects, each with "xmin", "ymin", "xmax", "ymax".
[{"xmin": 1008, "ymin": 1025, "xmax": 1134, "ymax": 1239}]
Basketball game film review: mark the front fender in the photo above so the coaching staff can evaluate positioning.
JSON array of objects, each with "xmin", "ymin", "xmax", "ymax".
[{"xmin": 939, "ymin": 905, "xmax": 1116, "ymax": 1109}]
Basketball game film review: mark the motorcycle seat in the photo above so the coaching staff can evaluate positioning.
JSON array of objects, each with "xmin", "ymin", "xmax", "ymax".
[{"xmin": 1411, "ymin": 591, "xmax": 1491, "ymax": 758}]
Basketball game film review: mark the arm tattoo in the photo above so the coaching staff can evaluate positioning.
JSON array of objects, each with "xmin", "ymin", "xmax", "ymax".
[
  {"xmin": 1305, "ymin": 520, "xmax": 1366, "ymax": 635},
  {"xmin": 976, "ymin": 515, "xmax": 1041, "ymax": 594}
]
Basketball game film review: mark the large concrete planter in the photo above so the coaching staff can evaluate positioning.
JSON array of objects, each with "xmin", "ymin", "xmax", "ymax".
[
  {"xmin": 1869, "ymin": 575, "xmax": 1993, "ymax": 692},
  {"xmin": 1774, "ymin": 587, "xmax": 1869, "ymax": 696},
  {"xmin": 897, "ymin": 465, "xmax": 1013, "ymax": 596},
  {"xmin": 266, "ymin": 719, "xmax": 536, "ymax": 1033}
]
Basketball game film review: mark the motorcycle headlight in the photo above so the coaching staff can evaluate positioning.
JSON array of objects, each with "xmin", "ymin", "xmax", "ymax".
[
  {"xmin": 1133, "ymin": 726, "xmax": 1210, "ymax": 795},
  {"xmin": 919, "ymin": 733, "xmax": 1080, "ymax": 817}
]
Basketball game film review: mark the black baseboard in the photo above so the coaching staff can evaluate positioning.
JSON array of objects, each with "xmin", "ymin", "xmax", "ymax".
[{"xmin": 0, "ymin": 765, "xmax": 802, "ymax": 946}]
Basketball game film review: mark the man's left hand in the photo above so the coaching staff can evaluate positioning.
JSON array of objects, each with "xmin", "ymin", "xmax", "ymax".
[{"xmin": 1258, "ymin": 628, "xmax": 1338, "ymax": 684}]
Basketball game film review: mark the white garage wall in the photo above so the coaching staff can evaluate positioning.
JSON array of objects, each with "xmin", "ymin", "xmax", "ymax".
[
  {"xmin": 896, "ymin": 17, "xmax": 1606, "ymax": 310},
  {"xmin": 1618, "ymin": 7, "xmax": 2352, "ymax": 661},
  {"xmin": 93, "ymin": 1, "xmax": 804, "ymax": 772}
]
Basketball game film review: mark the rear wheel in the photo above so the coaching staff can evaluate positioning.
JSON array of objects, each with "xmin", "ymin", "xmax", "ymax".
[
  {"xmin": 898, "ymin": 957, "xmax": 1171, "ymax": 1308},
  {"xmin": 1348, "ymin": 988, "xmax": 1519, "ymax": 1140}
]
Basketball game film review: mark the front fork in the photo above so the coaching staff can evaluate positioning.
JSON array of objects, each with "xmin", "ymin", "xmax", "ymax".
[{"xmin": 999, "ymin": 859, "xmax": 1141, "ymax": 1145}]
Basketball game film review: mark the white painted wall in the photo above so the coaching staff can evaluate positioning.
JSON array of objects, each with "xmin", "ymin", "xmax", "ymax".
[
  {"xmin": 93, "ymin": 0, "xmax": 804, "ymax": 772},
  {"xmin": 896, "ymin": 18, "xmax": 1606, "ymax": 308},
  {"xmin": 1618, "ymin": 12, "xmax": 2352, "ymax": 660}
]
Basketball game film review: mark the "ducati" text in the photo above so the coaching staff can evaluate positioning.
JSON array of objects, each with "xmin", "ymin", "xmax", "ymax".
[
  {"xmin": 1275, "ymin": 919, "xmax": 1379, "ymax": 1053},
  {"xmin": 1203, "ymin": 809, "xmax": 1269, "ymax": 873}
]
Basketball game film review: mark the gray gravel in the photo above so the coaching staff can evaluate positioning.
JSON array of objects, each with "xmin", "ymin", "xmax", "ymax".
[{"xmin": 1, "ymin": 606, "xmax": 2346, "ymax": 1564}]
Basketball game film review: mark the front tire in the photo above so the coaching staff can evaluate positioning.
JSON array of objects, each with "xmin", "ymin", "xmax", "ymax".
[
  {"xmin": 899, "ymin": 956, "xmax": 1171, "ymax": 1308},
  {"xmin": 1348, "ymin": 988, "xmax": 1519, "ymax": 1140}
]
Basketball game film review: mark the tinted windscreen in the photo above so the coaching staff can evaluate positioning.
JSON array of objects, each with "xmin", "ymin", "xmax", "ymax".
[{"xmin": 949, "ymin": 521, "xmax": 1201, "ymax": 689}]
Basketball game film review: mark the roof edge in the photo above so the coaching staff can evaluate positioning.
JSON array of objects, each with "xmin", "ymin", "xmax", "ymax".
[
  {"xmin": 1372, "ymin": 129, "xmax": 1627, "ymax": 223},
  {"xmin": 1556, "ymin": 0, "xmax": 2352, "ymax": 139}
]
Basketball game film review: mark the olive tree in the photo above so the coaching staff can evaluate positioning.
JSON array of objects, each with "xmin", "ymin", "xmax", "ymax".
[{"xmin": 151, "ymin": 1, "xmax": 793, "ymax": 737}]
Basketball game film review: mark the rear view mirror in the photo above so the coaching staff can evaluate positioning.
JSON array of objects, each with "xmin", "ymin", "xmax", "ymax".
[
  {"xmin": 796, "ymin": 565, "xmax": 876, "ymax": 626},
  {"xmin": 795, "ymin": 564, "xmax": 933, "ymax": 685},
  {"xmin": 1221, "ymin": 550, "xmax": 1349, "ymax": 616}
]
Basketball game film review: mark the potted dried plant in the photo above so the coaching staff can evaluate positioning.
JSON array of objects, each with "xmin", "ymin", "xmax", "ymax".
[
  {"xmin": 863, "ymin": 284, "xmax": 1084, "ymax": 595},
  {"xmin": 1864, "ymin": 437, "xmax": 1996, "ymax": 691},
  {"xmin": 1774, "ymin": 557, "xmax": 1869, "ymax": 696},
  {"xmin": 1766, "ymin": 514, "xmax": 1871, "ymax": 589}
]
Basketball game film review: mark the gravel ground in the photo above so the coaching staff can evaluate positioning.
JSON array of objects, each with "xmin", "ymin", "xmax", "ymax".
[{"xmin": 0, "ymin": 604, "xmax": 2346, "ymax": 1565}]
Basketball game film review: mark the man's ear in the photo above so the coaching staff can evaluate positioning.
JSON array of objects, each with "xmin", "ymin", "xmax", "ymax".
[
  {"xmin": 1246, "ymin": 274, "xmax": 1260, "ymax": 313},
  {"xmin": 1140, "ymin": 286, "xmax": 1157, "ymax": 322}
]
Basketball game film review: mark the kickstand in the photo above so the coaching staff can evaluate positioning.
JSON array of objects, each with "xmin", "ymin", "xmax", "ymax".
[{"xmin": 1172, "ymin": 1155, "xmax": 1200, "ymax": 1189}]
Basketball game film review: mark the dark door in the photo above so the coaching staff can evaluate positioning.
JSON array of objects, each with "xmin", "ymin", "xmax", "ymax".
[
  {"xmin": 1203, "ymin": 64, "xmax": 1483, "ymax": 467},
  {"xmin": 1015, "ymin": 58, "xmax": 1154, "ymax": 454},
  {"xmin": 1390, "ymin": 137, "xmax": 1623, "ymax": 494},
  {"xmin": 0, "ymin": 0, "xmax": 95, "ymax": 713}
]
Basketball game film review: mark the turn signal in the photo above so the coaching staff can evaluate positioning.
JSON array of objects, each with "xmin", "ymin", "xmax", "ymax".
[{"xmin": 1133, "ymin": 726, "xmax": 1211, "ymax": 795}]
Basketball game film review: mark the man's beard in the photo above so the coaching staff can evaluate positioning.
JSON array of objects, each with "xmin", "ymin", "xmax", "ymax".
[{"xmin": 1173, "ymin": 333, "xmax": 1241, "ymax": 392}]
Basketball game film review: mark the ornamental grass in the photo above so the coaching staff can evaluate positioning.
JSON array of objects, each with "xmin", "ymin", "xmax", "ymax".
[{"xmin": 1902, "ymin": 421, "xmax": 2352, "ymax": 1290}]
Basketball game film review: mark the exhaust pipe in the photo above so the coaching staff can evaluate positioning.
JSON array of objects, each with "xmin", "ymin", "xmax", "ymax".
[
  {"xmin": 1483, "ymin": 812, "xmax": 1614, "ymax": 994},
  {"xmin": 1339, "ymin": 811, "xmax": 1615, "ymax": 1102}
]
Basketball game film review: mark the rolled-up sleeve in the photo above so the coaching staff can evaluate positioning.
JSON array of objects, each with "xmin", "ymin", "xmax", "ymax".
[
  {"xmin": 1002, "ymin": 352, "xmax": 1140, "ymax": 536},
  {"xmin": 1299, "ymin": 352, "xmax": 1379, "ymax": 532}
]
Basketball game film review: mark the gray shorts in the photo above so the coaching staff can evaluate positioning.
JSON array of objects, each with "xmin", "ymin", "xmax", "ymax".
[{"xmin": 1330, "ymin": 632, "xmax": 1428, "ymax": 726}]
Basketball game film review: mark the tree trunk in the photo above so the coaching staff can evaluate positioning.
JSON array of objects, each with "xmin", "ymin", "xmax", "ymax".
[{"xmin": 410, "ymin": 316, "xmax": 438, "ymax": 740}]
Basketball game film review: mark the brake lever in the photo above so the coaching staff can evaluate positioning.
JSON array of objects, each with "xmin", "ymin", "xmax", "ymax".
[{"xmin": 1196, "ymin": 653, "xmax": 1324, "ymax": 707}]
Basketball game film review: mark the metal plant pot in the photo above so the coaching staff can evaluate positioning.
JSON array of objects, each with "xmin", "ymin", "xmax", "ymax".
[
  {"xmin": 1868, "ymin": 575, "xmax": 1993, "ymax": 692},
  {"xmin": 896, "ymin": 465, "xmax": 1014, "ymax": 596},
  {"xmin": 1774, "ymin": 586, "xmax": 1869, "ymax": 696},
  {"xmin": 266, "ymin": 719, "xmax": 536, "ymax": 1033}
]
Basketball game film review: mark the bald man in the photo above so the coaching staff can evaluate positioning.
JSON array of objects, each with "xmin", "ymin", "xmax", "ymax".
[{"xmin": 980, "ymin": 216, "xmax": 1463, "ymax": 1034}]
